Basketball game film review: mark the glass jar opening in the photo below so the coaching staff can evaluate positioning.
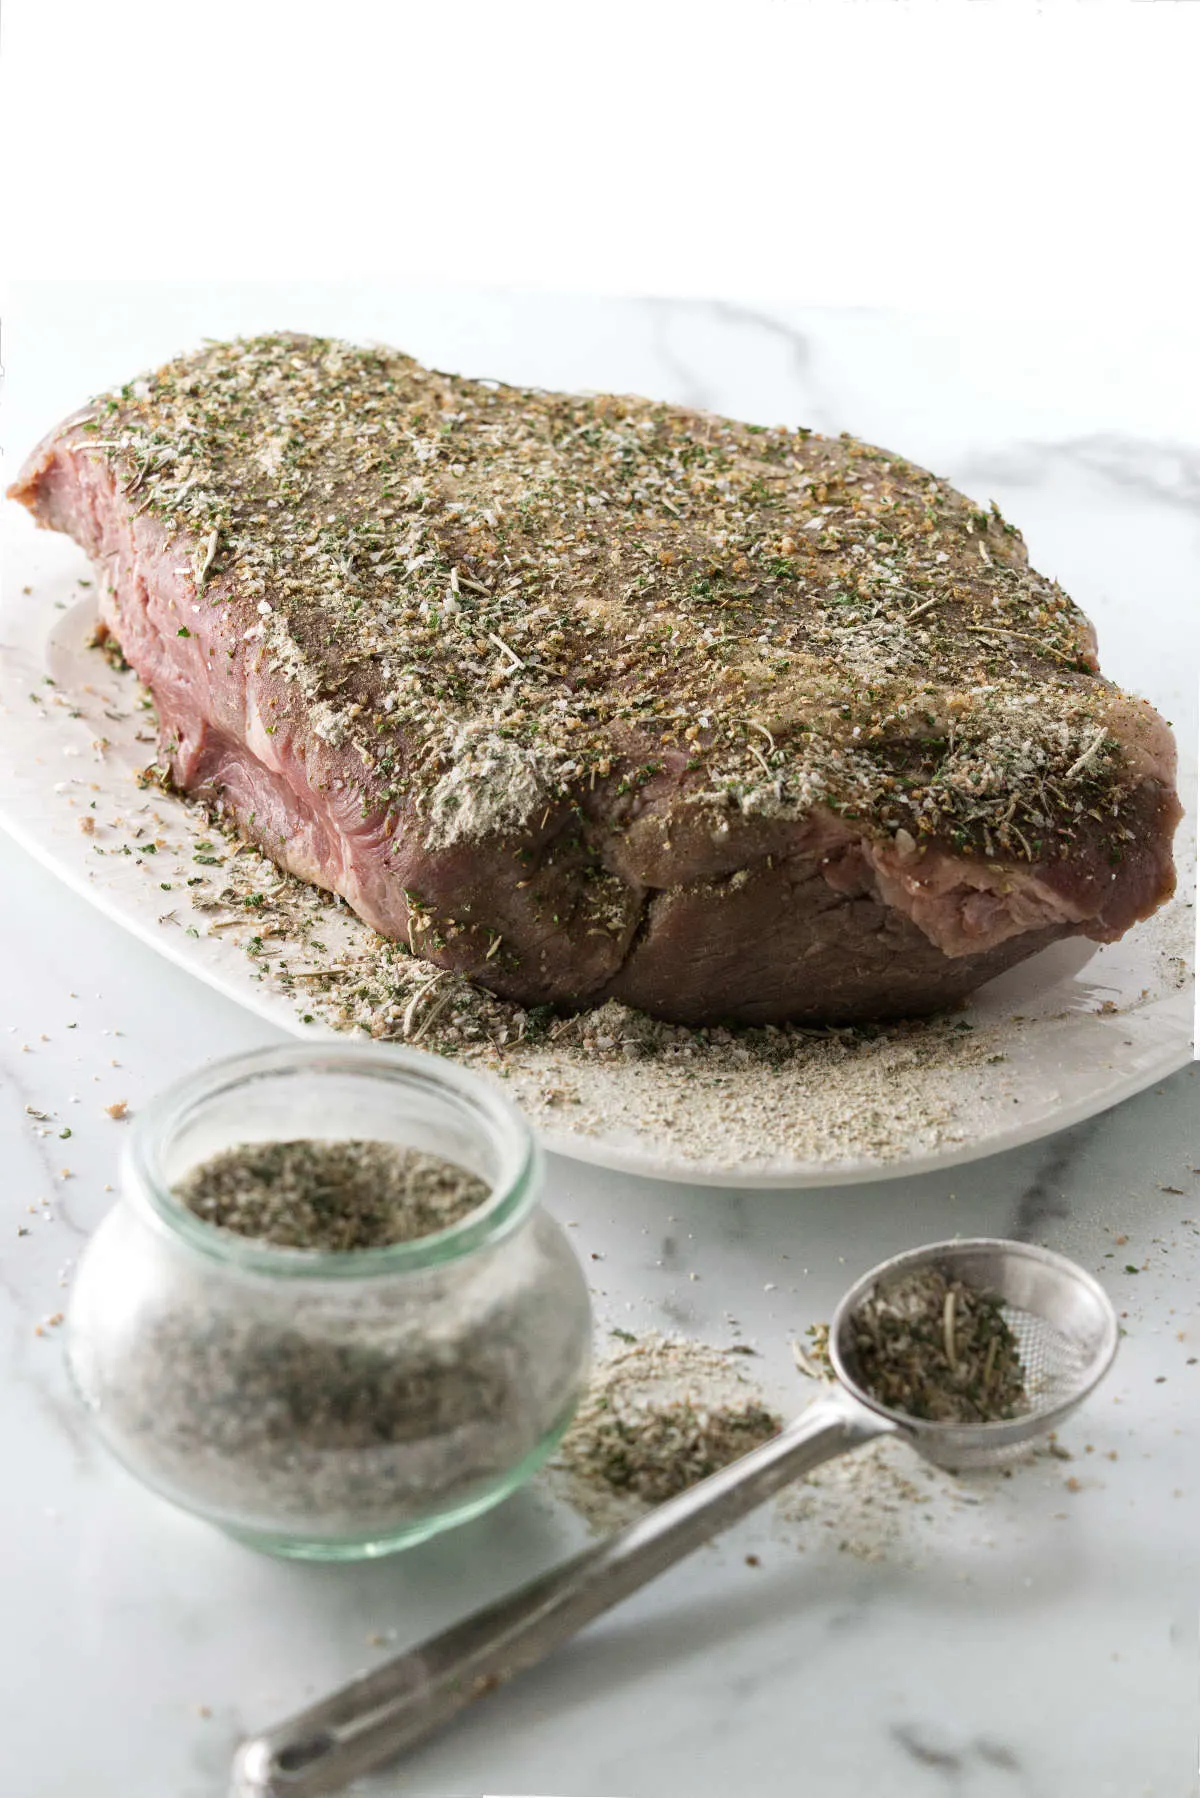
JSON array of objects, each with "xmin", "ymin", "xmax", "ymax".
[{"xmin": 125, "ymin": 1043, "xmax": 539, "ymax": 1279}]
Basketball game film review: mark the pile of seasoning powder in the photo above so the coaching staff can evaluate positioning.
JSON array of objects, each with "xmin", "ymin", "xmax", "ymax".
[
  {"xmin": 173, "ymin": 1137, "xmax": 488, "ymax": 1250},
  {"xmin": 552, "ymin": 1332, "xmax": 783, "ymax": 1525}
]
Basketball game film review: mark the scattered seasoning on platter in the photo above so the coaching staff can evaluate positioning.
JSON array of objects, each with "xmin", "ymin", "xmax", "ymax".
[
  {"xmin": 173, "ymin": 1138, "xmax": 489, "ymax": 1250},
  {"xmin": 63, "ymin": 656, "xmax": 1194, "ymax": 1173},
  {"xmin": 551, "ymin": 1332, "xmax": 783, "ymax": 1521},
  {"xmin": 129, "ymin": 775, "xmax": 1025, "ymax": 1169},
  {"xmin": 850, "ymin": 1267, "xmax": 1029, "ymax": 1424}
]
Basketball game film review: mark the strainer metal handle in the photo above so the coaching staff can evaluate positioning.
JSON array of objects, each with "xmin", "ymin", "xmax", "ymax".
[{"xmin": 231, "ymin": 1389, "xmax": 888, "ymax": 1796}]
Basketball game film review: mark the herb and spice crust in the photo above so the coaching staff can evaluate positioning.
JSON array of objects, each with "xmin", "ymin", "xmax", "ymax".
[{"xmin": 9, "ymin": 333, "xmax": 1180, "ymax": 1024}]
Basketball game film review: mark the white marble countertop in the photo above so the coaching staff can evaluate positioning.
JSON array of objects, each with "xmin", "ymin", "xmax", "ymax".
[{"xmin": 2, "ymin": 288, "xmax": 1198, "ymax": 1798}]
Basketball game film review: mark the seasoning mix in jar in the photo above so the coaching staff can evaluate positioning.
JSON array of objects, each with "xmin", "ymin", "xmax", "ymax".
[{"xmin": 67, "ymin": 1045, "xmax": 593, "ymax": 1559}]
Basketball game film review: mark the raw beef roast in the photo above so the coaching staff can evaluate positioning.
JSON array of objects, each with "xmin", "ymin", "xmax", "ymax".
[{"xmin": 9, "ymin": 334, "xmax": 1180, "ymax": 1025}]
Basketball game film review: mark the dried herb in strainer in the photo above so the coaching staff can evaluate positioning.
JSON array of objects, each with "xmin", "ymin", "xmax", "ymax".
[{"xmin": 851, "ymin": 1267, "xmax": 1029, "ymax": 1424}]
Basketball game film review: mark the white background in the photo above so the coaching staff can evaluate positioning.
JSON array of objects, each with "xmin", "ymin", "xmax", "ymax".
[{"xmin": 2, "ymin": 1, "xmax": 1198, "ymax": 321}]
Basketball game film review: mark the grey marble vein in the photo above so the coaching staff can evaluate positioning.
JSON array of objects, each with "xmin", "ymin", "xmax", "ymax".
[
  {"xmin": 1008, "ymin": 1126, "xmax": 1098, "ymax": 1243},
  {"xmin": 892, "ymin": 1721, "xmax": 964, "ymax": 1775},
  {"xmin": 889, "ymin": 1723, "xmax": 1039, "ymax": 1796},
  {"xmin": 957, "ymin": 433, "xmax": 1200, "ymax": 512},
  {"xmin": 644, "ymin": 296, "xmax": 841, "ymax": 433}
]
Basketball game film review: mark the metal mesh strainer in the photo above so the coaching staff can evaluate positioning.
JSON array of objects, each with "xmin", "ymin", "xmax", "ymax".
[
  {"xmin": 829, "ymin": 1237, "xmax": 1118, "ymax": 1470},
  {"xmin": 233, "ymin": 1236, "xmax": 1118, "ymax": 1797}
]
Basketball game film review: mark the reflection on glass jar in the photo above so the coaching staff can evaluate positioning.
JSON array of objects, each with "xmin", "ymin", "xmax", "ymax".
[{"xmin": 67, "ymin": 1045, "xmax": 593, "ymax": 1559}]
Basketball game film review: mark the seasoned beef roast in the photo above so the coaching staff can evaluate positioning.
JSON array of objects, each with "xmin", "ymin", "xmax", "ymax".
[{"xmin": 9, "ymin": 334, "xmax": 1180, "ymax": 1025}]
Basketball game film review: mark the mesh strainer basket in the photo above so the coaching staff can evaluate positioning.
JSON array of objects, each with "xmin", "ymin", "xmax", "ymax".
[{"xmin": 829, "ymin": 1237, "xmax": 1119, "ymax": 1470}]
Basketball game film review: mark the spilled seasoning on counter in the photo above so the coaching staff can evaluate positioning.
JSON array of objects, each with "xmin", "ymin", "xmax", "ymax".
[
  {"xmin": 550, "ymin": 1331, "xmax": 783, "ymax": 1527},
  {"xmin": 776, "ymin": 1434, "xmax": 961, "ymax": 1565},
  {"xmin": 546, "ymin": 1320, "xmax": 1032, "ymax": 1566}
]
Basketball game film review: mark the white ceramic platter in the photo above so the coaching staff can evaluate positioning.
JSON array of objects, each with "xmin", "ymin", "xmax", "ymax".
[{"xmin": 0, "ymin": 516, "xmax": 1193, "ymax": 1187}]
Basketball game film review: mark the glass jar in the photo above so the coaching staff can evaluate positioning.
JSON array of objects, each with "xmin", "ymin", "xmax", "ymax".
[{"xmin": 67, "ymin": 1044, "xmax": 593, "ymax": 1559}]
